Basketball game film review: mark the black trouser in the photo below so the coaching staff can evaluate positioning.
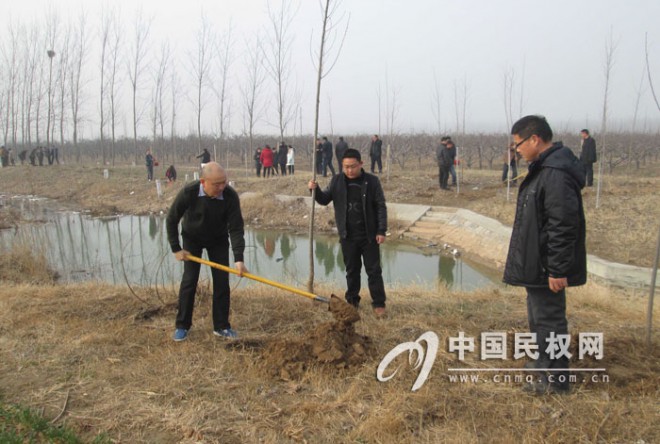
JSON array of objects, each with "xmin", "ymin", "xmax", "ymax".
[
  {"xmin": 147, "ymin": 165, "xmax": 154, "ymax": 181},
  {"xmin": 263, "ymin": 166, "xmax": 272, "ymax": 178},
  {"xmin": 439, "ymin": 165, "xmax": 450, "ymax": 189},
  {"xmin": 255, "ymin": 161, "xmax": 261, "ymax": 177},
  {"xmin": 322, "ymin": 156, "xmax": 335, "ymax": 176},
  {"xmin": 287, "ymin": 165, "xmax": 294, "ymax": 174},
  {"xmin": 370, "ymin": 156, "xmax": 382, "ymax": 174},
  {"xmin": 584, "ymin": 163, "xmax": 594, "ymax": 186},
  {"xmin": 176, "ymin": 238, "xmax": 231, "ymax": 331},
  {"xmin": 340, "ymin": 237, "xmax": 386, "ymax": 308},
  {"xmin": 280, "ymin": 162, "xmax": 287, "ymax": 176},
  {"xmin": 502, "ymin": 162, "xmax": 518, "ymax": 183},
  {"xmin": 526, "ymin": 287, "xmax": 569, "ymax": 387}
]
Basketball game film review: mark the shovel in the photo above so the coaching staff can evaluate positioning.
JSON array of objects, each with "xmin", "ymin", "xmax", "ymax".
[{"xmin": 186, "ymin": 255, "xmax": 330, "ymax": 303}]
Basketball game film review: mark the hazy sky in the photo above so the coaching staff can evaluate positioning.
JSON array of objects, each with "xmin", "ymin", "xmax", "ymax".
[{"xmin": 4, "ymin": 0, "xmax": 660, "ymax": 139}]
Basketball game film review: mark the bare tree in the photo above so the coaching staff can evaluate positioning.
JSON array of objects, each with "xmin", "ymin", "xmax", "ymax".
[
  {"xmin": 150, "ymin": 41, "xmax": 170, "ymax": 160},
  {"xmin": 596, "ymin": 29, "xmax": 617, "ymax": 209},
  {"xmin": 45, "ymin": 7, "xmax": 59, "ymax": 149},
  {"xmin": 170, "ymin": 65, "xmax": 180, "ymax": 163},
  {"xmin": 190, "ymin": 12, "xmax": 214, "ymax": 154},
  {"xmin": 503, "ymin": 67, "xmax": 515, "ymax": 132},
  {"xmin": 98, "ymin": 5, "xmax": 112, "ymax": 165},
  {"xmin": 384, "ymin": 69, "xmax": 401, "ymax": 178},
  {"xmin": 307, "ymin": 0, "xmax": 349, "ymax": 292},
  {"xmin": 240, "ymin": 34, "xmax": 267, "ymax": 177},
  {"xmin": 56, "ymin": 24, "xmax": 71, "ymax": 151},
  {"xmin": 108, "ymin": 14, "xmax": 123, "ymax": 165},
  {"xmin": 127, "ymin": 9, "xmax": 152, "ymax": 163},
  {"xmin": 214, "ymin": 25, "xmax": 234, "ymax": 166},
  {"xmin": 2, "ymin": 22, "xmax": 21, "ymax": 146},
  {"xmin": 431, "ymin": 68, "xmax": 442, "ymax": 134},
  {"xmin": 69, "ymin": 8, "xmax": 87, "ymax": 164},
  {"xmin": 264, "ymin": 0, "xmax": 299, "ymax": 141},
  {"xmin": 21, "ymin": 26, "xmax": 43, "ymax": 146},
  {"xmin": 645, "ymin": 32, "xmax": 660, "ymax": 113}
]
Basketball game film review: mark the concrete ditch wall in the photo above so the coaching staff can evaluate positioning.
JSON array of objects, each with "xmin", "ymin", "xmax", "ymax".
[{"xmin": 253, "ymin": 193, "xmax": 658, "ymax": 289}]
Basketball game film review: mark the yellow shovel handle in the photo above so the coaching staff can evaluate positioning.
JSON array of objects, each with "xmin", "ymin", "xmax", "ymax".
[{"xmin": 186, "ymin": 255, "xmax": 329, "ymax": 303}]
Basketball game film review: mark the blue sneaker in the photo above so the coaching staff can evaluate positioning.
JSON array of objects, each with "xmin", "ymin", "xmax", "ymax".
[
  {"xmin": 213, "ymin": 328, "xmax": 238, "ymax": 339},
  {"xmin": 173, "ymin": 328, "xmax": 188, "ymax": 342}
]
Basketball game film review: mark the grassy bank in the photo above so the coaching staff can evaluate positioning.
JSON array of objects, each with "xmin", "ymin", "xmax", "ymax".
[{"xmin": 0, "ymin": 248, "xmax": 658, "ymax": 443}]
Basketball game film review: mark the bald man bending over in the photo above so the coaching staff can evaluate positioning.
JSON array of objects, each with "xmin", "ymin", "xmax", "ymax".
[{"xmin": 166, "ymin": 162, "xmax": 248, "ymax": 341}]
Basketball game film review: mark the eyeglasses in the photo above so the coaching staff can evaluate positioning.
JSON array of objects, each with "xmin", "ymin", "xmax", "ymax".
[
  {"xmin": 513, "ymin": 136, "xmax": 532, "ymax": 150},
  {"xmin": 343, "ymin": 163, "xmax": 361, "ymax": 170}
]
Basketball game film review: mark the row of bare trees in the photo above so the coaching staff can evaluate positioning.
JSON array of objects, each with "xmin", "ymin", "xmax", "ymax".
[{"xmin": 0, "ymin": 2, "xmax": 310, "ymax": 168}]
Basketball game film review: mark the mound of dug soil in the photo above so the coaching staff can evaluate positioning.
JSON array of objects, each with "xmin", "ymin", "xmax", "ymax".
[{"xmin": 261, "ymin": 295, "xmax": 371, "ymax": 380}]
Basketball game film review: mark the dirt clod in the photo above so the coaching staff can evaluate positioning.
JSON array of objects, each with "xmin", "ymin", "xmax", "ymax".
[
  {"xmin": 328, "ymin": 294, "xmax": 360, "ymax": 323},
  {"xmin": 262, "ymin": 294, "xmax": 370, "ymax": 380}
]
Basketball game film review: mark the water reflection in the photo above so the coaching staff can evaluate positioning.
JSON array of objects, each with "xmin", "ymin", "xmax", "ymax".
[{"xmin": 0, "ymin": 196, "xmax": 498, "ymax": 291}]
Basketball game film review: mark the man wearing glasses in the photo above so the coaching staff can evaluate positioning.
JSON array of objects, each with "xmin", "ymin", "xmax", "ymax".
[
  {"xmin": 503, "ymin": 115, "xmax": 587, "ymax": 395},
  {"xmin": 308, "ymin": 148, "xmax": 388, "ymax": 317}
]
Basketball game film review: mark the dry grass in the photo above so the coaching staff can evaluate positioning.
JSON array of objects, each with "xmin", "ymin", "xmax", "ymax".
[
  {"xmin": 1, "ymin": 160, "xmax": 659, "ymax": 442},
  {"xmin": 0, "ymin": 243, "xmax": 58, "ymax": 284},
  {"xmin": 0, "ymin": 251, "xmax": 658, "ymax": 443}
]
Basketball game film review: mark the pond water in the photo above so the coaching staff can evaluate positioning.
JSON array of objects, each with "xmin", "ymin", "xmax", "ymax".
[{"xmin": 0, "ymin": 195, "xmax": 499, "ymax": 292}]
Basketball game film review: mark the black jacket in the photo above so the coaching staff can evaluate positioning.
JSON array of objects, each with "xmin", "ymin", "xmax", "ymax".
[
  {"xmin": 436, "ymin": 145, "xmax": 453, "ymax": 167},
  {"xmin": 370, "ymin": 139, "xmax": 382, "ymax": 158},
  {"xmin": 579, "ymin": 137, "xmax": 597, "ymax": 164},
  {"xmin": 503, "ymin": 143, "xmax": 587, "ymax": 288},
  {"xmin": 335, "ymin": 140, "xmax": 348, "ymax": 161},
  {"xmin": 196, "ymin": 150, "xmax": 211, "ymax": 163},
  {"xmin": 166, "ymin": 181, "xmax": 245, "ymax": 262},
  {"xmin": 313, "ymin": 170, "xmax": 387, "ymax": 241}
]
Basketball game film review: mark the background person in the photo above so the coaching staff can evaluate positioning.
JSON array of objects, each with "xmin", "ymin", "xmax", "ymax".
[
  {"xmin": 369, "ymin": 134, "xmax": 383, "ymax": 174},
  {"xmin": 166, "ymin": 162, "xmax": 247, "ymax": 341},
  {"xmin": 286, "ymin": 145, "xmax": 295, "ymax": 175},
  {"xmin": 253, "ymin": 146, "xmax": 262, "ymax": 177},
  {"xmin": 335, "ymin": 136, "xmax": 348, "ymax": 172},
  {"xmin": 579, "ymin": 129, "xmax": 597, "ymax": 187},
  {"xmin": 308, "ymin": 148, "xmax": 388, "ymax": 317},
  {"xmin": 436, "ymin": 137, "xmax": 453, "ymax": 190},
  {"xmin": 145, "ymin": 148, "xmax": 155, "ymax": 181},
  {"xmin": 502, "ymin": 141, "xmax": 521, "ymax": 184},
  {"xmin": 166, "ymin": 165, "xmax": 177, "ymax": 183},
  {"xmin": 278, "ymin": 141, "xmax": 288, "ymax": 176},
  {"xmin": 321, "ymin": 136, "xmax": 335, "ymax": 177},
  {"xmin": 503, "ymin": 115, "xmax": 587, "ymax": 395},
  {"xmin": 196, "ymin": 148, "xmax": 211, "ymax": 169},
  {"xmin": 260, "ymin": 144, "xmax": 274, "ymax": 178}
]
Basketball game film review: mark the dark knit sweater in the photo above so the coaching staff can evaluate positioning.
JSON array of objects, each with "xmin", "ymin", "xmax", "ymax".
[{"xmin": 166, "ymin": 181, "xmax": 245, "ymax": 262}]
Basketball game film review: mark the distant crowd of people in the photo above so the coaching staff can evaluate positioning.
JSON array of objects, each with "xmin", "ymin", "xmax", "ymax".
[
  {"xmin": 253, "ymin": 142, "xmax": 295, "ymax": 178},
  {"xmin": 0, "ymin": 145, "xmax": 60, "ymax": 167},
  {"xmin": 434, "ymin": 128, "xmax": 598, "ymax": 190}
]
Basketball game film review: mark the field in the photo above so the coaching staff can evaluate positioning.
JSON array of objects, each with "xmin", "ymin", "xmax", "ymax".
[{"xmin": 0, "ymin": 161, "xmax": 659, "ymax": 443}]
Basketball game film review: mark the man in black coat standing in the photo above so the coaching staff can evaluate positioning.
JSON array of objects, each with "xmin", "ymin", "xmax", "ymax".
[
  {"xmin": 436, "ymin": 136, "xmax": 453, "ymax": 190},
  {"xmin": 335, "ymin": 136, "xmax": 348, "ymax": 173},
  {"xmin": 369, "ymin": 135, "xmax": 383, "ymax": 174},
  {"xmin": 308, "ymin": 148, "xmax": 388, "ymax": 318},
  {"xmin": 579, "ymin": 129, "xmax": 597, "ymax": 187},
  {"xmin": 504, "ymin": 115, "xmax": 587, "ymax": 395},
  {"xmin": 321, "ymin": 136, "xmax": 335, "ymax": 177}
]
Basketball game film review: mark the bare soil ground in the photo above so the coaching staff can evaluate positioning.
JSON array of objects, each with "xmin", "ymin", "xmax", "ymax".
[{"xmin": 0, "ymin": 162, "xmax": 659, "ymax": 443}]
